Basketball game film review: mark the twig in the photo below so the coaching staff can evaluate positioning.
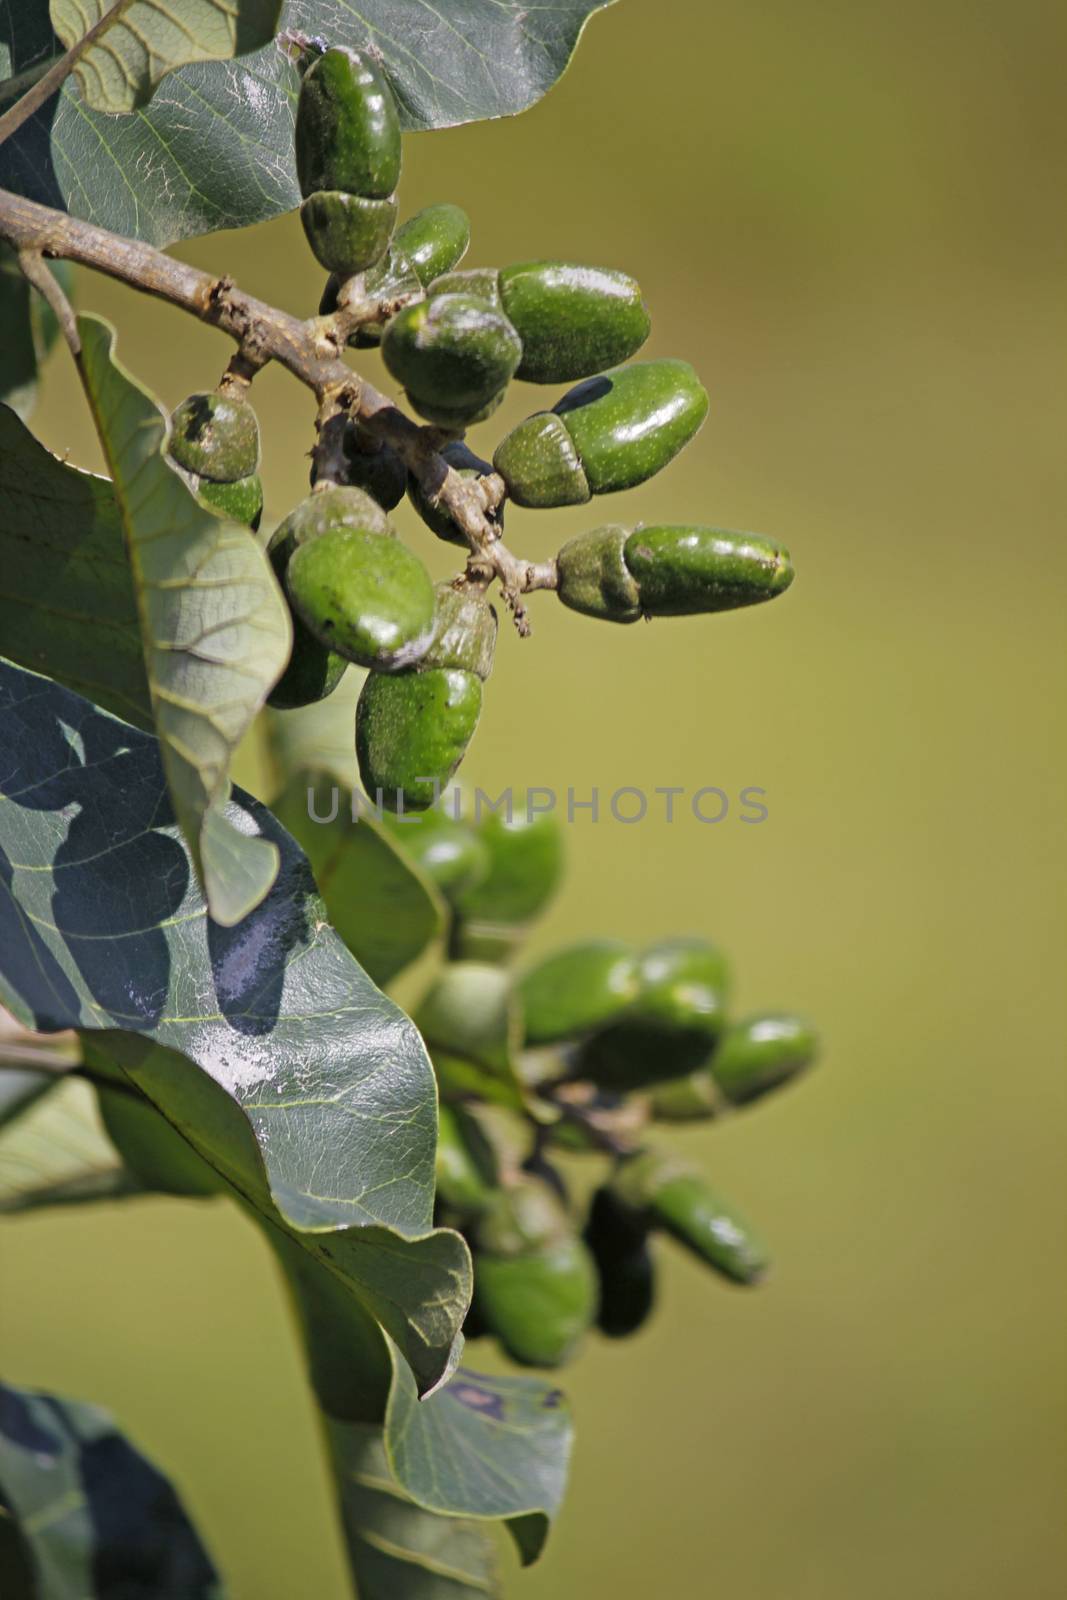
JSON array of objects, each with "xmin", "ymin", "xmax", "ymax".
[
  {"xmin": 0, "ymin": 185, "xmax": 559, "ymax": 628},
  {"xmin": 0, "ymin": 1, "xmax": 130, "ymax": 148},
  {"xmin": 17, "ymin": 248, "xmax": 79, "ymax": 355}
]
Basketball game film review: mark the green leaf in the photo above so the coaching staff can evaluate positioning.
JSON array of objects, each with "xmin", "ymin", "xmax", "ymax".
[
  {"xmin": 0, "ymin": 249, "xmax": 73, "ymax": 420},
  {"xmin": 0, "ymin": 404, "xmax": 152, "ymax": 731},
  {"xmin": 50, "ymin": 0, "xmax": 283, "ymax": 114},
  {"xmin": 328, "ymin": 1422, "xmax": 500, "ymax": 1599},
  {"xmin": 0, "ymin": 1381, "xmax": 224, "ymax": 1598},
  {"xmin": 384, "ymin": 1353, "xmax": 571, "ymax": 1566},
  {"xmin": 271, "ymin": 768, "xmax": 445, "ymax": 988},
  {"xmin": 0, "ymin": 1072, "xmax": 140, "ymax": 1213},
  {"xmin": 0, "ymin": 658, "xmax": 471, "ymax": 1394},
  {"xmin": 75, "ymin": 313, "xmax": 292, "ymax": 926},
  {"xmin": 0, "ymin": 0, "xmax": 615, "ymax": 246}
]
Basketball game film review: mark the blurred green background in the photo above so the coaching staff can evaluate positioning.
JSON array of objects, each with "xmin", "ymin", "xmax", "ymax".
[{"xmin": 4, "ymin": 0, "xmax": 1066, "ymax": 1594}]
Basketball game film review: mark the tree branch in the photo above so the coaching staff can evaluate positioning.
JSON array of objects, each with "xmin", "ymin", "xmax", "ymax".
[{"xmin": 0, "ymin": 185, "xmax": 558, "ymax": 630}]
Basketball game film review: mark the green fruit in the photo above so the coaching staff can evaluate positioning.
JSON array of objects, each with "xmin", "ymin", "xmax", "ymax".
[
  {"xmin": 197, "ymin": 472, "xmax": 263, "ymax": 530},
  {"xmin": 266, "ymin": 624, "xmax": 348, "ymax": 711},
  {"xmin": 356, "ymin": 586, "xmax": 497, "ymax": 812},
  {"xmin": 381, "ymin": 294, "xmax": 522, "ymax": 425},
  {"xmin": 267, "ymin": 485, "xmax": 391, "ymax": 576},
  {"xmin": 408, "ymin": 387, "xmax": 506, "ymax": 431},
  {"xmin": 407, "ymin": 441, "xmax": 501, "ymax": 548},
  {"xmin": 576, "ymin": 937, "xmax": 730, "ymax": 1090},
  {"xmin": 98, "ymin": 1087, "xmax": 224, "ymax": 1198},
  {"xmin": 342, "ymin": 427, "xmax": 407, "ymax": 509},
  {"xmin": 615, "ymin": 1151, "xmax": 768, "ymax": 1286},
  {"xmin": 295, "ymin": 46, "xmax": 401, "ymax": 200},
  {"xmin": 357, "ymin": 670, "xmax": 482, "ymax": 814},
  {"xmin": 584, "ymin": 1185, "xmax": 656, "ymax": 1339},
  {"xmin": 168, "ymin": 391, "xmax": 259, "ymax": 480},
  {"xmin": 429, "ymin": 266, "xmax": 500, "ymax": 301},
  {"xmin": 501, "ymin": 261, "xmax": 650, "ymax": 383},
  {"xmin": 392, "ymin": 204, "xmax": 471, "ymax": 287},
  {"xmin": 556, "ymin": 524, "xmax": 640, "ymax": 622},
  {"xmin": 381, "ymin": 805, "xmax": 490, "ymax": 897},
  {"xmin": 286, "ymin": 528, "xmax": 436, "ymax": 669},
  {"xmin": 709, "ymin": 1013, "xmax": 818, "ymax": 1106},
  {"xmin": 623, "ymin": 526, "xmax": 794, "ymax": 615},
  {"xmin": 519, "ymin": 939, "xmax": 639, "ymax": 1045},
  {"xmin": 649, "ymin": 1070, "xmax": 720, "ymax": 1121},
  {"xmin": 473, "ymin": 1182, "xmax": 598, "ymax": 1367},
  {"xmin": 454, "ymin": 796, "xmax": 566, "ymax": 934},
  {"xmin": 300, "ymin": 190, "xmax": 397, "ymax": 276},
  {"xmin": 494, "ymin": 359, "xmax": 709, "ymax": 508},
  {"xmin": 265, "ymin": 486, "xmax": 386, "ymax": 710}
]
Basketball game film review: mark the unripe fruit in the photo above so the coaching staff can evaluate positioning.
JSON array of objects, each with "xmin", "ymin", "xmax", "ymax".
[
  {"xmin": 381, "ymin": 805, "xmax": 489, "ymax": 898},
  {"xmin": 168, "ymin": 392, "xmax": 259, "ymax": 481},
  {"xmin": 709, "ymin": 1013, "xmax": 818, "ymax": 1106},
  {"xmin": 197, "ymin": 473, "xmax": 264, "ymax": 530},
  {"xmin": 623, "ymin": 526, "xmax": 794, "ymax": 615},
  {"xmin": 576, "ymin": 937, "xmax": 730, "ymax": 1089},
  {"xmin": 295, "ymin": 47, "xmax": 401, "ymax": 200},
  {"xmin": 299, "ymin": 190, "xmax": 397, "ymax": 276},
  {"xmin": 392, "ymin": 204, "xmax": 471, "ymax": 288},
  {"xmin": 557, "ymin": 524, "xmax": 794, "ymax": 622},
  {"xmin": 519, "ymin": 938, "xmax": 640, "ymax": 1045},
  {"xmin": 451, "ymin": 797, "xmax": 565, "ymax": 960},
  {"xmin": 406, "ymin": 441, "xmax": 501, "ymax": 548},
  {"xmin": 356, "ymin": 586, "xmax": 497, "ymax": 811},
  {"xmin": 266, "ymin": 486, "xmax": 389, "ymax": 711},
  {"xmin": 473, "ymin": 1181, "xmax": 598, "ymax": 1367},
  {"xmin": 613, "ymin": 1151, "xmax": 768, "ymax": 1285},
  {"xmin": 286, "ymin": 528, "xmax": 436, "ymax": 670},
  {"xmin": 493, "ymin": 359, "xmax": 708, "ymax": 508},
  {"xmin": 341, "ymin": 427, "xmax": 407, "ymax": 510},
  {"xmin": 381, "ymin": 294, "xmax": 522, "ymax": 426},
  {"xmin": 649, "ymin": 1070, "xmax": 720, "ymax": 1121},
  {"xmin": 430, "ymin": 262, "xmax": 650, "ymax": 384},
  {"xmin": 98, "ymin": 1087, "xmax": 225, "ymax": 1199},
  {"xmin": 584, "ymin": 1185, "xmax": 656, "ymax": 1339}
]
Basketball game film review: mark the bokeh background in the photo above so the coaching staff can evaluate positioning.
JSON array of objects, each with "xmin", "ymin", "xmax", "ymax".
[{"xmin": 4, "ymin": 0, "xmax": 1066, "ymax": 1595}]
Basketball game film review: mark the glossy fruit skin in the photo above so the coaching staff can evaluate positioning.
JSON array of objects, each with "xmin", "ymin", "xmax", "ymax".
[
  {"xmin": 584, "ymin": 1185, "xmax": 656, "ymax": 1339},
  {"xmin": 197, "ymin": 472, "xmax": 263, "ymax": 531},
  {"xmin": 341, "ymin": 428, "xmax": 407, "ymax": 509},
  {"xmin": 407, "ymin": 441, "xmax": 500, "ymax": 547},
  {"xmin": 295, "ymin": 47, "xmax": 401, "ymax": 200},
  {"xmin": 494, "ymin": 359, "xmax": 708, "ymax": 508},
  {"xmin": 709, "ymin": 1013, "xmax": 818, "ymax": 1106},
  {"xmin": 576, "ymin": 937, "xmax": 730, "ymax": 1090},
  {"xmin": 614, "ymin": 1151, "xmax": 768, "ymax": 1285},
  {"xmin": 624, "ymin": 526, "xmax": 794, "ymax": 615},
  {"xmin": 267, "ymin": 485, "xmax": 391, "ymax": 575},
  {"xmin": 286, "ymin": 527, "xmax": 436, "ymax": 669},
  {"xmin": 382, "ymin": 805, "xmax": 489, "ymax": 898},
  {"xmin": 519, "ymin": 938, "xmax": 640, "ymax": 1045},
  {"xmin": 392, "ymin": 204, "xmax": 471, "ymax": 287},
  {"xmin": 556, "ymin": 524, "xmax": 640, "ymax": 622},
  {"xmin": 168, "ymin": 392, "xmax": 259, "ymax": 480},
  {"xmin": 499, "ymin": 261, "xmax": 650, "ymax": 383},
  {"xmin": 381, "ymin": 294, "xmax": 522, "ymax": 424},
  {"xmin": 357, "ymin": 586, "xmax": 497, "ymax": 810},
  {"xmin": 473, "ymin": 1183, "xmax": 598, "ymax": 1367},
  {"xmin": 428, "ymin": 266, "xmax": 500, "ymax": 302},
  {"xmin": 300, "ymin": 190, "xmax": 397, "ymax": 276},
  {"xmin": 357, "ymin": 668, "xmax": 483, "ymax": 812},
  {"xmin": 266, "ymin": 486, "xmax": 388, "ymax": 711},
  {"xmin": 452, "ymin": 798, "xmax": 565, "ymax": 928}
]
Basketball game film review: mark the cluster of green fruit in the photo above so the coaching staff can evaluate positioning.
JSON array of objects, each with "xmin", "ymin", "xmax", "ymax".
[
  {"xmin": 380, "ymin": 797, "xmax": 818, "ymax": 1367},
  {"xmin": 164, "ymin": 41, "xmax": 795, "ymax": 813}
]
